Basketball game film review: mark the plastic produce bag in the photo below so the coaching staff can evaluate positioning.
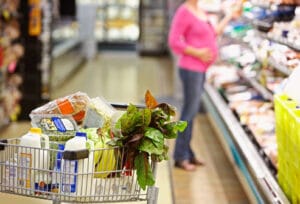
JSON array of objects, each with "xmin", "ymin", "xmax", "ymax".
[
  {"xmin": 283, "ymin": 66, "xmax": 300, "ymax": 105},
  {"xmin": 82, "ymin": 97, "xmax": 116, "ymax": 129},
  {"xmin": 30, "ymin": 92, "xmax": 90, "ymax": 124}
]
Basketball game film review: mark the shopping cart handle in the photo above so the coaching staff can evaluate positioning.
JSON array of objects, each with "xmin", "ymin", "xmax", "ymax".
[
  {"xmin": 0, "ymin": 139, "xmax": 8, "ymax": 151},
  {"xmin": 110, "ymin": 103, "xmax": 145, "ymax": 109},
  {"xmin": 63, "ymin": 149, "xmax": 89, "ymax": 160}
]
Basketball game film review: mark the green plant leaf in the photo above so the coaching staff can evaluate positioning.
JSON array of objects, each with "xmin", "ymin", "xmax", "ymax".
[
  {"xmin": 156, "ymin": 103, "xmax": 176, "ymax": 116},
  {"xmin": 119, "ymin": 105, "xmax": 151, "ymax": 135},
  {"xmin": 163, "ymin": 121, "xmax": 187, "ymax": 139},
  {"xmin": 134, "ymin": 153, "xmax": 155, "ymax": 190},
  {"xmin": 151, "ymin": 145, "xmax": 169, "ymax": 162},
  {"xmin": 138, "ymin": 138, "xmax": 164, "ymax": 155},
  {"xmin": 144, "ymin": 127, "xmax": 164, "ymax": 145}
]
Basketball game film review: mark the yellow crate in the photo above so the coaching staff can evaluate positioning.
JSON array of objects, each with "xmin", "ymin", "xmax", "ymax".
[{"xmin": 275, "ymin": 94, "xmax": 300, "ymax": 202}]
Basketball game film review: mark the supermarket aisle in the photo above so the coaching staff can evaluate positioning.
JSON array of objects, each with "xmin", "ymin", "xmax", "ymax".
[{"xmin": 0, "ymin": 51, "xmax": 249, "ymax": 204}]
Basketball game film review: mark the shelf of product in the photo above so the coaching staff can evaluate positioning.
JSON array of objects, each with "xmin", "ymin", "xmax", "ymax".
[
  {"xmin": 203, "ymin": 65, "xmax": 289, "ymax": 203},
  {"xmin": 225, "ymin": 23, "xmax": 299, "ymax": 76},
  {"xmin": 219, "ymin": 41, "xmax": 287, "ymax": 100},
  {"xmin": 17, "ymin": 0, "xmax": 54, "ymax": 119},
  {"xmin": 94, "ymin": 0, "xmax": 139, "ymax": 44},
  {"xmin": 137, "ymin": 0, "xmax": 169, "ymax": 55},
  {"xmin": 0, "ymin": 1, "xmax": 24, "ymax": 126},
  {"xmin": 243, "ymin": 2, "xmax": 300, "ymax": 49},
  {"xmin": 52, "ymin": 20, "xmax": 80, "ymax": 58},
  {"xmin": 0, "ymin": 90, "xmax": 186, "ymax": 203}
]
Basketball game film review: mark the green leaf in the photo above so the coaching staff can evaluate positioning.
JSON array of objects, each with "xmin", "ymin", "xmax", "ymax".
[
  {"xmin": 138, "ymin": 138, "xmax": 164, "ymax": 155},
  {"xmin": 151, "ymin": 145, "xmax": 169, "ymax": 162},
  {"xmin": 144, "ymin": 127, "xmax": 164, "ymax": 145},
  {"xmin": 156, "ymin": 103, "xmax": 176, "ymax": 116},
  {"xmin": 141, "ymin": 108, "xmax": 152, "ymax": 127},
  {"xmin": 134, "ymin": 153, "xmax": 155, "ymax": 190},
  {"xmin": 118, "ymin": 105, "xmax": 151, "ymax": 135},
  {"xmin": 163, "ymin": 121, "xmax": 187, "ymax": 139}
]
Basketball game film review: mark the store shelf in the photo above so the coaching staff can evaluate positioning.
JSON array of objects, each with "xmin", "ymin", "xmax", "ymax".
[
  {"xmin": 52, "ymin": 37, "xmax": 81, "ymax": 59},
  {"xmin": 268, "ymin": 57, "xmax": 292, "ymax": 76},
  {"xmin": 250, "ymin": 0, "xmax": 271, "ymax": 8},
  {"xmin": 203, "ymin": 83, "xmax": 289, "ymax": 204},
  {"xmin": 238, "ymin": 69, "xmax": 274, "ymax": 101},
  {"xmin": 268, "ymin": 35, "xmax": 300, "ymax": 52},
  {"xmin": 257, "ymin": 31, "xmax": 300, "ymax": 52},
  {"xmin": 231, "ymin": 34, "xmax": 293, "ymax": 76},
  {"xmin": 100, "ymin": 3, "xmax": 138, "ymax": 9},
  {"xmin": 95, "ymin": 1, "xmax": 139, "ymax": 44}
]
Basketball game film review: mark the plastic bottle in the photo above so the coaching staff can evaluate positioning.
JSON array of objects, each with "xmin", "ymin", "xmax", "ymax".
[
  {"xmin": 61, "ymin": 132, "xmax": 94, "ymax": 200},
  {"xmin": 3, "ymin": 153, "xmax": 18, "ymax": 192},
  {"xmin": 18, "ymin": 127, "xmax": 49, "ymax": 194}
]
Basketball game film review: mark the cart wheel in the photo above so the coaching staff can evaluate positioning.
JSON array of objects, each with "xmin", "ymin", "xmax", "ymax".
[{"xmin": 147, "ymin": 186, "xmax": 159, "ymax": 204}]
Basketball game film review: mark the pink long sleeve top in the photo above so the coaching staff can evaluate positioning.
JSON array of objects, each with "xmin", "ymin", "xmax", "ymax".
[{"xmin": 168, "ymin": 4, "xmax": 218, "ymax": 73}]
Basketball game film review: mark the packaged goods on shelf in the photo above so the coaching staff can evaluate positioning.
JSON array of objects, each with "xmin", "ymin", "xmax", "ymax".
[
  {"xmin": 207, "ymin": 64, "xmax": 278, "ymax": 169},
  {"xmin": 0, "ymin": 0, "xmax": 24, "ymax": 125}
]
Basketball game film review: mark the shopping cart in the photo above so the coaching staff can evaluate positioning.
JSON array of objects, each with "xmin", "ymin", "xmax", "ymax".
[
  {"xmin": 0, "ymin": 138, "xmax": 159, "ymax": 204},
  {"xmin": 0, "ymin": 104, "xmax": 159, "ymax": 204}
]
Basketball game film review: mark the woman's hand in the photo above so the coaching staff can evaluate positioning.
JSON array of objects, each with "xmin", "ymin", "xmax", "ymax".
[
  {"xmin": 231, "ymin": 1, "xmax": 243, "ymax": 20},
  {"xmin": 195, "ymin": 48, "xmax": 213, "ymax": 62},
  {"xmin": 184, "ymin": 46, "xmax": 213, "ymax": 62}
]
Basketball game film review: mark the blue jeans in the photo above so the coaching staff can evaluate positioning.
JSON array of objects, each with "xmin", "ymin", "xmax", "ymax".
[{"xmin": 173, "ymin": 68, "xmax": 206, "ymax": 162}]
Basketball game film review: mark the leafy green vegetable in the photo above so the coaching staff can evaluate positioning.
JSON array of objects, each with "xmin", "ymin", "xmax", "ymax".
[
  {"xmin": 139, "ymin": 138, "xmax": 164, "ymax": 155},
  {"xmin": 144, "ymin": 127, "xmax": 164, "ymax": 145},
  {"xmin": 162, "ymin": 121, "xmax": 187, "ymax": 139},
  {"xmin": 116, "ymin": 104, "xmax": 151, "ymax": 135},
  {"xmin": 111, "ymin": 90, "xmax": 187, "ymax": 190},
  {"xmin": 135, "ymin": 153, "xmax": 155, "ymax": 190}
]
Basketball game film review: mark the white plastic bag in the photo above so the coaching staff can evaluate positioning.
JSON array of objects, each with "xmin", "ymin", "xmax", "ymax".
[{"xmin": 283, "ymin": 66, "xmax": 300, "ymax": 105}]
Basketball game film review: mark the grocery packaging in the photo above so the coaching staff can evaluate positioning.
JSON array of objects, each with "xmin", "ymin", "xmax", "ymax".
[
  {"xmin": 283, "ymin": 66, "xmax": 300, "ymax": 105},
  {"xmin": 82, "ymin": 96, "xmax": 116, "ymax": 129},
  {"xmin": 18, "ymin": 127, "xmax": 50, "ymax": 194},
  {"xmin": 30, "ymin": 92, "xmax": 90, "ymax": 124},
  {"xmin": 61, "ymin": 132, "xmax": 95, "ymax": 197}
]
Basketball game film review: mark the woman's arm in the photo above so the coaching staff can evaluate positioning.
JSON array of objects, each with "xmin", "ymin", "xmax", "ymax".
[
  {"xmin": 214, "ymin": 13, "xmax": 233, "ymax": 36},
  {"xmin": 214, "ymin": 2, "xmax": 243, "ymax": 36}
]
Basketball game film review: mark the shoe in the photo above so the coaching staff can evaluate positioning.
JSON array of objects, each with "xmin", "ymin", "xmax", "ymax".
[
  {"xmin": 190, "ymin": 158, "xmax": 205, "ymax": 166},
  {"xmin": 175, "ymin": 160, "xmax": 196, "ymax": 171}
]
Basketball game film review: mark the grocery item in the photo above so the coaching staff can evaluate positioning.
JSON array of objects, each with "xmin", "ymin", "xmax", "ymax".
[
  {"xmin": 18, "ymin": 127, "xmax": 49, "ymax": 194},
  {"xmin": 2, "ymin": 154, "xmax": 18, "ymax": 192},
  {"xmin": 61, "ymin": 132, "xmax": 95, "ymax": 198},
  {"xmin": 93, "ymin": 135, "xmax": 117, "ymax": 179},
  {"xmin": 109, "ymin": 90, "xmax": 187, "ymax": 190},
  {"xmin": 82, "ymin": 97, "xmax": 115, "ymax": 129},
  {"xmin": 283, "ymin": 66, "xmax": 300, "ymax": 105},
  {"xmin": 30, "ymin": 92, "xmax": 90, "ymax": 124}
]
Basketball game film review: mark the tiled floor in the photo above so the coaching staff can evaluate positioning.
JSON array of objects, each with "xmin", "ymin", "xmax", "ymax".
[{"xmin": 0, "ymin": 51, "xmax": 249, "ymax": 204}]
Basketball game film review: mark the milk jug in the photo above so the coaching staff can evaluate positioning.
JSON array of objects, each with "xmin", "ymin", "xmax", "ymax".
[
  {"xmin": 18, "ymin": 127, "xmax": 49, "ymax": 194},
  {"xmin": 61, "ymin": 132, "xmax": 94, "ymax": 199}
]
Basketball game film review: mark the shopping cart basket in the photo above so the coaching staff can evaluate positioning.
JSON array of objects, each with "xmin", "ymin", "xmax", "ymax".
[
  {"xmin": 0, "ymin": 138, "xmax": 158, "ymax": 204},
  {"xmin": 0, "ymin": 104, "xmax": 159, "ymax": 204}
]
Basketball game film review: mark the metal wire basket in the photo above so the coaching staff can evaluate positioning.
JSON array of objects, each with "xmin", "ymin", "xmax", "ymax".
[{"xmin": 0, "ymin": 138, "xmax": 158, "ymax": 204}]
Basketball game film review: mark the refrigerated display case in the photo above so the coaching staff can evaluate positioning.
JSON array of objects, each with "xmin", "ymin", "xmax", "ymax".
[
  {"xmin": 94, "ymin": 0, "xmax": 140, "ymax": 49},
  {"xmin": 200, "ymin": 1, "xmax": 300, "ymax": 202},
  {"xmin": 137, "ymin": 0, "xmax": 169, "ymax": 55},
  {"xmin": 51, "ymin": 19, "xmax": 85, "ymax": 89}
]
